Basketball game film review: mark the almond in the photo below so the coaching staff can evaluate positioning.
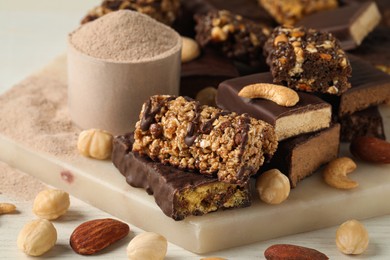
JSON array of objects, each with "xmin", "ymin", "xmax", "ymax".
[
  {"xmin": 264, "ymin": 244, "xmax": 329, "ymax": 260},
  {"xmin": 350, "ymin": 136, "xmax": 390, "ymax": 164},
  {"xmin": 70, "ymin": 218, "xmax": 129, "ymax": 255}
]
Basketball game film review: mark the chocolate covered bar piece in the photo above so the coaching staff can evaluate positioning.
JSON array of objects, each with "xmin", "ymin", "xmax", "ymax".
[
  {"xmin": 180, "ymin": 48, "xmax": 239, "ymax": 98},
  {"xmin": 297, "ymin": 1, "xmax": 381, "ymax": 50},
  {"xmin": 216, "ymin": 72, "xmax": 332, "ymax": 141},
  {"xmin": 349, "ymin": 26, "xmax": 390, "ymax": 69},
  {"xmin": 318, "ymin": 55, "xmax": 390, "ymax": 117},
  {"xmin": 263, "ymin": 26, "xmax": 352, "ymax": 95},
  {"xmin": 112, "ymin": 134, "xmax": 251, "ymax": 220},
  {"xmin": 258, "ymin": 0, "xmax": 338, "ymax": 26},
  {"xmin": 195, "ymin": 10, "xmax": 271, "ymax": 66},
  {"xmin": 81, "ymin": 0, "xmax": 181, "ymax": 26},
  {"xmin": 132, "ymin": 95, "xmax": 278, "ymax": 185},
  {"xmin": 264, "ymin": 124, "xmax": 340, "ymax": 188},
  {"xmin": 177, "ymin": 0, "xmax": 275, "ymax": 37},
  {"xmin": 339, "ymin": 106, "xmax": 386, "ymax": 142}
]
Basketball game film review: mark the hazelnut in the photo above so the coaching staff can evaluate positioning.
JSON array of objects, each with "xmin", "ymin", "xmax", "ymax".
[
  {"xmin": 77, "ymin": 128, "xmax": 113, "ymax": 160},
  {"xmin": 336, "ymin": 219, "xmax": 369, "ymax": 255},
  {"xmin": 256, "ymin": 169, "xmax": 290, "ymax": 205},
  {"xmin": 33, "ymin": 189, "xmax": 70, "ymax": 220},
  {"xmin": 181, "ymin": 36, "xmax": 200, "ymax": 63},
  {"xmin": 195, "ymin": 87, "xmax": 217, "ymax": 106},
  {"xmin": 17, "ymin": 219, "xmax": 57, "ymax": 256},
  {"xmin": 127, "ymin": 232, "xmax": 167, "ymax": 260}
]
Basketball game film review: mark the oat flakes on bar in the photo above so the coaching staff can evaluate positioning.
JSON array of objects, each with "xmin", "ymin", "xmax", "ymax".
[{"xmin": 132, "ymin": 95, "xmax": 278, "ymax": 185}]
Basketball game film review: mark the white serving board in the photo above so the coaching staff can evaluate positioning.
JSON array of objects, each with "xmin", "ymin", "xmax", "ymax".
[{"xmin": 1, "ymin": 56, "xmax": 390, "ymax": 254}]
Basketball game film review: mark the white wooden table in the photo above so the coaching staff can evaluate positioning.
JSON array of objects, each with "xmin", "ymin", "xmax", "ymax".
[{"xmin": 1, "ymin": 1, "xmax": 389, "ymax": 259}]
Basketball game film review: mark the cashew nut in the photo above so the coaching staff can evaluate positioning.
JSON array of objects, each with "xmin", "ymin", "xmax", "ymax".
[
  {"xmin": 238, "ymin": 83, "xmax": 299, "ymax": 107},
  {"xmin": 322, "ymin": 157, "xmax": 358, "ymax": 189},
  {"xmin": 0, "ymin": 203, "xmax": 16, "ymax": 214}
]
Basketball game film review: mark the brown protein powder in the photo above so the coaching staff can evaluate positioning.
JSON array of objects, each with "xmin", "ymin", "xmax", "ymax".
[{"xmin": 69, "ymin": 10, "xmax": 180, "ymax": 62}]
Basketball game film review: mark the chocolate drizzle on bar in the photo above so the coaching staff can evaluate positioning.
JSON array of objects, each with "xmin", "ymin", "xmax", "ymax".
[
  {"xmin": 185, "ymin": 101, "xmax": 202, "ymax": 146},
  {"xmin": 140, "ymin": 96, "xmax": 175, "ymax": 131}
]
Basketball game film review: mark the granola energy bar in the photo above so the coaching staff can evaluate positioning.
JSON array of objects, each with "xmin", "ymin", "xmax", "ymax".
[{"xmin": 132, "ymin": 95, "xmax": 278, "ymax": 185}]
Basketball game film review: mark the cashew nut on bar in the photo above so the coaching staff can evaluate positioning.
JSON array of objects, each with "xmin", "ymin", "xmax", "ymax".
[
  {"xmin": 238, "ymin": 83, "xmax": 299, "ymax": 107},
  {"xmin": 322, "ymin": 157, "xmax": 358, "ymax": 189}
]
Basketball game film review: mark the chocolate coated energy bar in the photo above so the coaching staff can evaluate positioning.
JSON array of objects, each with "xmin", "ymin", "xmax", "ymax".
[{"xmin": 113, "ymin": 134, "xmax": 251, "ymax": 220}]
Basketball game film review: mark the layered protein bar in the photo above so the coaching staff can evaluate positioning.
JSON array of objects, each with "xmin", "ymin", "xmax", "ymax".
[
  {"xmin": 132, "ymin": 95, "xmax": 278, "ymax": 185},
  {"xmin": 113, "ymin": 133, "xmax": 252, "ymax": 221}
]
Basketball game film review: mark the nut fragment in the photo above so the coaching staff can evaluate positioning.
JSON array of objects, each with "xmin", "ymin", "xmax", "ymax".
[
  {"xmin": 322, "ymin": 157, "xmax": 358, "ymax": 189},
  {"xmin": 70, "ymin": 218, "xmax": 130, "ymax": 255},
  {"xmin": 0, "ymin": 202, "xmax": 16, "ymax": 214},
  {"xmin": 274, "ymin": 33, "xmax": 288, "ymax": 45},
  {"xmin": 211, "ymin": 26, "xmax": 228, "ymax": 41},
  {"xmin": 17, "ymin": 219, "xmax": 57, "ymax": 256},
  {"xmin": 181, "ymin": 36, "xmax": 200, "ymax": 63},
  {"xmin": 264, "ymin": 244, "xmax": 329, "ymax": 260},
  {"xmin": 319, "ymin": 53, "xmax": 332, "ymax": 60},
  {"xmin": 350, "ymin": 136, "xmax": 390, "ymax": 164},
  {"xmin": 127, "ymin": 232, "xmax": 167, "ymax": 260},
  {"xmin": 256, "ymin": 169, "xmax": 290, "ymax": 205},
  {"xmin": 238, "ymin": 83, "xmax": 299, "ymax": 107},
  {"xmin": 336, "ymin": 219, "xmax": 369, "ymax": 255},
  {"xmin": 77, "ymin": 128, "xmax": 113, "ymax": 160},
  {"xmin": 33, "ymin": 189, "xmax": 70, "ymax": 220}
]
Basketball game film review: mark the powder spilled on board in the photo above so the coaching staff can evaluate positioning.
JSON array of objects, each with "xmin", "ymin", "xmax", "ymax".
[
  {"xmin": 0, "ymin": 162, "xmax": 47, "ymax": 201},
  {"xmin": 0, "ymin": 55, "xmax": 79, "ymax": 158}
]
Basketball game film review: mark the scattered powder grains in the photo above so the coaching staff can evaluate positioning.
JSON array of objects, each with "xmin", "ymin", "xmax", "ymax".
[
  {"xmin": 0, "ymin": 162, "xmax": 47, "ymax": 201},
  {"xmin": 69, "ymin": 10, "xmax": 180, "ymax": 62}
]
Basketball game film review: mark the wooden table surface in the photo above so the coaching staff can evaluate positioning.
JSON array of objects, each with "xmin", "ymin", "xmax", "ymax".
[{"xmin": 1, "ymin": 1, "xmax": 389, "ymax": 259}]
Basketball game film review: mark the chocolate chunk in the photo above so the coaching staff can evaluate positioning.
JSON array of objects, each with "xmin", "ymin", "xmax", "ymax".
[
  {"xmin": 317, "ymin": 54, "xmax": 390, "ymax": 117},
  {"xmin": 112, "ymin": 134, "xmax": 251, "ymax": 220},
  {"xmin": 263, "ymin": 124, "xmax": 341, "ymax": 188},
  {"xmin": 216, "ymin": 72, "xmax": 332, "ymax": 141},
  {"xmin": 339, "ymin": 106, "xmax": 386, "ymax": 142},
  {"xmin": 180, "ymin": 48, "xmax": 239, "ymax": 98},
  {"xmin": 297, "ymin": 1, "xmax": 381, "ymax": 50}
]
